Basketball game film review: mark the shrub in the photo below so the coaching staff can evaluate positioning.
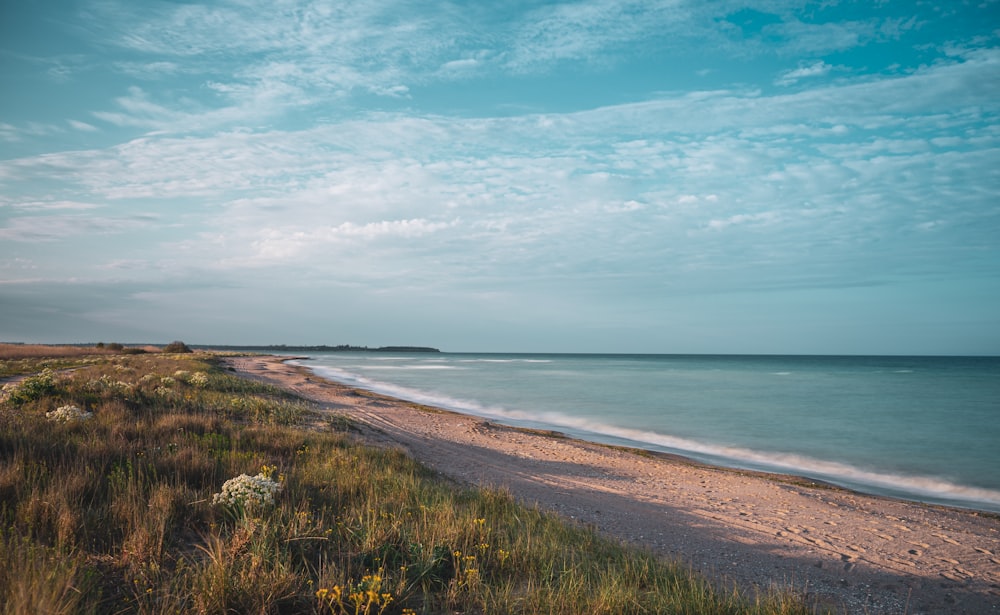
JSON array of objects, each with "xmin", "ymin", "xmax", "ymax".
[
  {"xmin": 4, "ymin": 369, "xmax": 58, "ymax": 405},
  {"xmin": 163, "ymin": 341, "xmax": 192, "ymax": 353}
]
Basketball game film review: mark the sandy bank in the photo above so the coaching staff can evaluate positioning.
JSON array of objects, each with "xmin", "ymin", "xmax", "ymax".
[{"xmin": 225, "ymin": 356, "xmax": 999, "ymax": 614}]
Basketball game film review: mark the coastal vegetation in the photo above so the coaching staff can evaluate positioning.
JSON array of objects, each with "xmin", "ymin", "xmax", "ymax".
[{"xmin": 0, "ymin": 346, "xmax": 817, "ymax": 614}]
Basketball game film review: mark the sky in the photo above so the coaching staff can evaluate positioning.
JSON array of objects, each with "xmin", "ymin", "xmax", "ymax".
[{"xmin": 1, "ymin": 1, "xmax": 999, "ymax": 354}]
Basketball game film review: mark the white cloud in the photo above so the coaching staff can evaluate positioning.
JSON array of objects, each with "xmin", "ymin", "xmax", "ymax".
[
  {"xmin": 372, "ymin": 84, "xmax": 411, "ymax": 98},
  {"xmin": 112, "ymin": 61, "xmax": 182, "ymax": 78},
  {"xmin": 0, "ymin": 123, "xmax": 19, "ymax": 143},
  {"xmin": 206, "ymin": 218, "xmax": 459, "ymax": 269},
  {"xmin": 330, "ymin": 218, "xmax": 455, "ymax": 239},
  {"xmin": 762, "ymin": 19, "xmax": 871, "ymax": 54},
  {"xmin": 775, "ymin": 60, "xmax": 834, "ymax": 86},
  {"xmin": 440, "ymin": 58, "xmax": 480, "ymax": 72},
  {"xmin": 68, "ymin": 120, "xmax": 99, "ymax": 132},
  {"xmin": 705, "ymin": 211, "xmax": 781, "ymax": 231},
  {"xmin": 84, "ymin": 0, "xmax": 474, "ymax": 127}
]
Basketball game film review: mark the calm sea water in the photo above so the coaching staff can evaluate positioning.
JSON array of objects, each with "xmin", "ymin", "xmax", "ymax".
[{"xmin": 288, "ymin": 353, "xmax": 1000, "ymax": 512}]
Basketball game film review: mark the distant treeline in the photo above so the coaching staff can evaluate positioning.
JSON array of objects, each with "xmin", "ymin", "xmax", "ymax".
[{"xmin": 198, "ymin": 344, "xmax": 441, "ymax": 353}]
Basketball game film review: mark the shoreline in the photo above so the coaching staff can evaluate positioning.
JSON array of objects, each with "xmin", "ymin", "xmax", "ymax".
[
  {"xmin": 288, "ymin": 354, "xmax": 1000, "ymax": 515},
  {"xmin": 226, "ymin": 355, "xmax": 1000, "ymax": 614}
]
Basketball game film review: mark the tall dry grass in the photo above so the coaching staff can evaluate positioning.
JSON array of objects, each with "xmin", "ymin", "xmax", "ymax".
[
  {"xmin": 0, "ymin": 344, "xmax": 116, "ymax": 360},
  {"xmin": 0, "ymin": 353, "xmax": 822, "ymax": 614},
  {"xmin": 0, "ymin": 344, "xmax": 161, "ymax": 379}
]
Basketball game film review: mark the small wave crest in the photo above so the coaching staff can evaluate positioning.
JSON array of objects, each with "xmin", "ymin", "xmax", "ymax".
[
  {"xmin": 364, "ymin": 365, "xmax": 464, "ymax": 370},
  {"xmin": 458, "ymin": 359, "xmax": 553, "ymax": 364}
]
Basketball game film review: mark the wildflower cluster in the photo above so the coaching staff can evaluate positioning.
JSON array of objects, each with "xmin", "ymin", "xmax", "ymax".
[
  {"xmin": 86, "ymin": 375, "xmax": 133, "ymax": 396},
  {"xmin": 46, "ymin": 404, "xmax": 93, "ymax": 422},
  {"xmin": 212, "ymin": 471, "xmax": 282, "ymax": 509},
  {"xmin": 188, "ymin": 371, "xmax": 209, "ymax": 387},
  {"xmin": 316, "ymin": 574, "xmax": 394, "ymax": 615},
  {"xmin": 451, "ymin": 550, "xmax": 481, "ymax": 590}
]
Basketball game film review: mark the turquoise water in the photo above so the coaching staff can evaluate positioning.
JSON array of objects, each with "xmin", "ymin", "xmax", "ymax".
[{"xmin": 290, "ymin": 353, "xmax": 1000, "ymax": 512}]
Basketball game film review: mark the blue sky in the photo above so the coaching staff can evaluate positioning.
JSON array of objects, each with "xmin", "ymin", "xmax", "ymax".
[{"xmin": 1, "ymin": 1, "xmax": 999, "ymax": 354}]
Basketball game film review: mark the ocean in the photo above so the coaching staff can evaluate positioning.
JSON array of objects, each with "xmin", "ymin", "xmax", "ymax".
[{"xmin": 287, "ymin": 352, "xmax": 1000, "ymax": 513}]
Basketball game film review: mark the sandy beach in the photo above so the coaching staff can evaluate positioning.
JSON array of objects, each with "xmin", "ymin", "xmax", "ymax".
[{"xmin": 225, "ymin": 356, "xmax": 999, "ymax": 614}]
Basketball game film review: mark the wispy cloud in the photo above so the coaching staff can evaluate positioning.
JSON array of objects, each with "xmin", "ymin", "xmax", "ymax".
[
  {"xmin": 775, "ymin": 60, "xmax": 835, "ymax": 86},
  {"xmin": 82, "ymin": 0, "xmax": 475, "ymax": 131},
  {"xmin": 0, "ymin": 123, "xmax": 20, "ymax": 143},
  {"xmin": 68, "ymin": 119, "xmax": 99, "ymax": 132},
  {"xmin": 505, "ymin": 0, "xmax": 673, "ymax": 71},
  {"xmin": 0, "ymin": 214, "xmax": 158, "ymax": 241},
  {"xmin": 3, "ymin": 199, "xmax": 101, "ymax": 211}
]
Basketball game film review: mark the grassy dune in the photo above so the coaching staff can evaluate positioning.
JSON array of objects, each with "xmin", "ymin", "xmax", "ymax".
[{"xmin": 0, "ymin": 349, "xmax": 818, "ymax": 614}]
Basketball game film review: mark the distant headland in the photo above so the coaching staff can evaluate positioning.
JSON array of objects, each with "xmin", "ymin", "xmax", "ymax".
[{"xmin": 198, "ymin": 344, "xmax": 441, "ymax": 353}]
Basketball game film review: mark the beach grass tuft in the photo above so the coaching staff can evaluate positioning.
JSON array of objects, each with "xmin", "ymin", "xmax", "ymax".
[{"xmin": 0, "ymin": 350, "xmax": 822, "ymax": 614}]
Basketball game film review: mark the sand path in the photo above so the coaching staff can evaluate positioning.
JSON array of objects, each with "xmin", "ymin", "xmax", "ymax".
[{"xmin": 226, "ymin": 356, "xmax": 999, "ymax": 614}]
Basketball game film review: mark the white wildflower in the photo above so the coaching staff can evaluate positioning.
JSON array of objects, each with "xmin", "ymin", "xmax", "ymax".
[
  {"xmin": 173, "ymin": 370, "xmax": 190, "ymax": 380},
  {"xmin": 212, "ymin": 473, "xmax": 282, "ymax": 509},
  {"xmin": 160, "ymin": 376, "xmax": 176, "ymax": 386},
  {"xmin": 88, "ymin": 375, "xmax": 133, "ymax": 394},
  {"xmin": 189, "ymin": 371, "xmax": 209, "ymax": 387},
  {"xmin": 46, "ymin": 404, "xmax": 93, "ymax": 422}
]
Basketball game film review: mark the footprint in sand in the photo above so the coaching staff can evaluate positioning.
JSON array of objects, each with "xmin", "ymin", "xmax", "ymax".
[
  {"xmin": 941, "ymin": 569, "xmax": 974, "ymax": 582},
  {"xmin": 805, "ymin": 537, "xmax": 831, "ymax": 549},
  {"xmin": 932, "ymin": 533, "xmax": 962, "ymax": 546}
]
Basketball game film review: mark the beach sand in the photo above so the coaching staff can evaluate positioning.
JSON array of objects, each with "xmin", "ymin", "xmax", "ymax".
[{"xmin": 226, "ymin": 356, "xmax": 999, "ymax": 614}]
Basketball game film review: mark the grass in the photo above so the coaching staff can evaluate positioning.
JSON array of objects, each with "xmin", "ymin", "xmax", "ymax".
[
  {"xmin": 0, "ymin": 343, "xmax": 162, "ymax": 378},
  {"xmin": 0, "ymin": 349, "xmax": 822, "ymax": 614}
]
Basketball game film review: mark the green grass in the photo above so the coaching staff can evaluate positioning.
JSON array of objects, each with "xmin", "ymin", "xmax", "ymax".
[{"xmin": 0, "ymin": 352, "xmax": 822, "ymax": 614}]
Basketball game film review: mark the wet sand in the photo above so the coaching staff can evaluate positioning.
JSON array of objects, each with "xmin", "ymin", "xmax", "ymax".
[{"xmin": 225, "ymin": 356, "xmax": 1000, "ymax": 614}]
